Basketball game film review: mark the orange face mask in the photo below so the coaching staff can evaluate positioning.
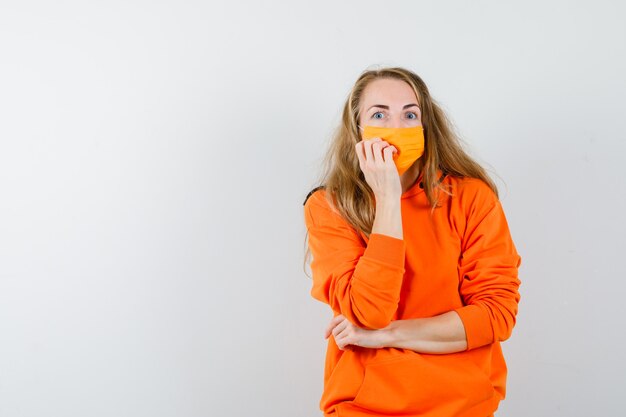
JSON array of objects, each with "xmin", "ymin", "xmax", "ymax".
[{"xmin": 360, "ymin": 125, "xmax": 425, "ymax": 175}]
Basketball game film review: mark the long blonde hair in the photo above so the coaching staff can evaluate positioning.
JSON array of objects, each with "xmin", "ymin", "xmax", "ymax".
[{"xmin": 303, "ymin": 66, "xmax": 498, "ymax": 276}]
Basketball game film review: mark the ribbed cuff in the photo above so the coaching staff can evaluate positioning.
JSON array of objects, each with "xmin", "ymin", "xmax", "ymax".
[
  {"xmin": 454, "ymin": 304, "xmax": 493, "ymax": 350},
  {"xmin": 362, "ymin": 233, "xmax": 406, "ymax": 269}
]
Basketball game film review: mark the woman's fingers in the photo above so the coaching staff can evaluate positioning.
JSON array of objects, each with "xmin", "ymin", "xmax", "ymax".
[
  {"xmin": 324, "ymin": 314, "xmax": 345, "ymax": 339},
  {"xmin": 355, "ymin": 141, "xmax": 366, "ymax": 170},
  {"xmin": 382, "ymin": 144, "xmax": 397, "ymax": 165},
  {"xmin": 334, "ymin": 318, "xmax": 350, "ymax": 336},
  {"xmin": 371, "ymin": 140, "xmax": 385, "ymax": 164},
  {"xmin": 360, "ymin": 138, "xmax": 393, "ymax": 164},
  {"xmin": 332, "ymin": 320, "xmax": 351, "ymax": 349},
  {"xmin": 362, "ymin": 137, "xmax": 379, "ymax": 162},
  {"xmin": 324, "ymin": 315, "xmax": 349, "ymax": 341},
  {"xmin": 355, "ymin": 137, "xmax": 401, "ymax": 200},
  {"xmin": 334, "ymin": 320, "xmax": 358, "ymax": 351}
]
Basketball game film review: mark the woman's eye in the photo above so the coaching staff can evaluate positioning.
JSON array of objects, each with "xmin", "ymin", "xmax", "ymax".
[
  {"xmin": 372, "ymin": 112, "xmax": 384, "ymax": 119},
  {"xmin": 406, "ymin": 112, "xmax": 418, "ymax": 120}
]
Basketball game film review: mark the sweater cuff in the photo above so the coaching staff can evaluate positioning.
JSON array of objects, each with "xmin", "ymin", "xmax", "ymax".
[
  {"xmin": 361, "ymin": 233, "xmax": 406, "ymax": 269},
  {"xmin": 454, "ymin": 304, "xmax": 494, "ymax": 350}
]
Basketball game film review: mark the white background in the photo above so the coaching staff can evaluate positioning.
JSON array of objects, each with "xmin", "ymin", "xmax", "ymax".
[{"xmin": 1, "ymin": 1, "xmax": 625, "ymax": 416}]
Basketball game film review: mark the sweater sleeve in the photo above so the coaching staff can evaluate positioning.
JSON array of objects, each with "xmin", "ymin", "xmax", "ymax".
[
  {"xmin": 453, "ymin": 188, "xmax": 522, "ymax": 351},
  {"xmin": 304, "ymin": 191, "xmax": 406, "ymax": 330}
]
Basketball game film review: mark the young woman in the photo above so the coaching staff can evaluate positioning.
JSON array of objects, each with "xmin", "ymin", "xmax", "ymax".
[{"xmin": 303, "ymin": 67, "xmax": 522, "ymax": 417}]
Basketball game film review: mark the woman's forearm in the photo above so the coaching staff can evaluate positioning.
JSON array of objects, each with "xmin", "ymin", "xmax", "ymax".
[
  {"xmin": 380, "ymin": 311, "xmax": 468, "ymax": 354},
  {"xmin": 372, "ymin": 199, "xmax": 403, "ymax": 239}
]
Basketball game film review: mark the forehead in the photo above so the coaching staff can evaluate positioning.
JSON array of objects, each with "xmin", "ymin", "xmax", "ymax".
[{"xmin": 360, "ymin": 78, "xmax": 419, "ymax": 107}]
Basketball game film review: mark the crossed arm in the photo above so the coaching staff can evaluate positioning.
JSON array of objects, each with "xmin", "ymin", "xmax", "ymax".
[
  {"xmin": 325, "ymin": 310, "xmax": 468, "ymax": 355},
  {"xmin": 306, "ymin": 186, "xmax": 521, "ymax": 356}
]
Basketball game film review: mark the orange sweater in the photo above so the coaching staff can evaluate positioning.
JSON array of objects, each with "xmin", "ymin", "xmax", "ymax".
[{"xmin": 303, "ymin": 170, "xmax": 522, "ymax": 417}]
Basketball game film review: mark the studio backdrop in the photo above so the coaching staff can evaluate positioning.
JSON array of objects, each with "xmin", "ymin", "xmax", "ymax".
[{"xmin": 0, "ymin": 1, "xmax": 624, "ymax": 416}]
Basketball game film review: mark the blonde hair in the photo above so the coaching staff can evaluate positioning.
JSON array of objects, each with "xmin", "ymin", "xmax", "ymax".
[{"xmin": 303, "ymin": 66, "xmax": 498, "ymax": 276}]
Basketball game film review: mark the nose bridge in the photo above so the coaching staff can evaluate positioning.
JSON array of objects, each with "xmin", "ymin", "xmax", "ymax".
[{"xmin": 389, "ymin": 110, "xmax": 403, "ymax": 128}]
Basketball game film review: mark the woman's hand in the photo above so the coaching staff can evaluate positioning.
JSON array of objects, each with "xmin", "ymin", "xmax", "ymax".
[
  {"xmin": 355, "ymin": 138, "xmax": 401, "ymax": 201},
  {"xmin": 324, "ymin": 314, "xmax": 389, "ymax": 350}
]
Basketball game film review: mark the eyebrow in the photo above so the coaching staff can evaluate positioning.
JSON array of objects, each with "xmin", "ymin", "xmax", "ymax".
[{"xmin": 367, "ymin": 103, "xmax": 420, "ymax": 111}]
